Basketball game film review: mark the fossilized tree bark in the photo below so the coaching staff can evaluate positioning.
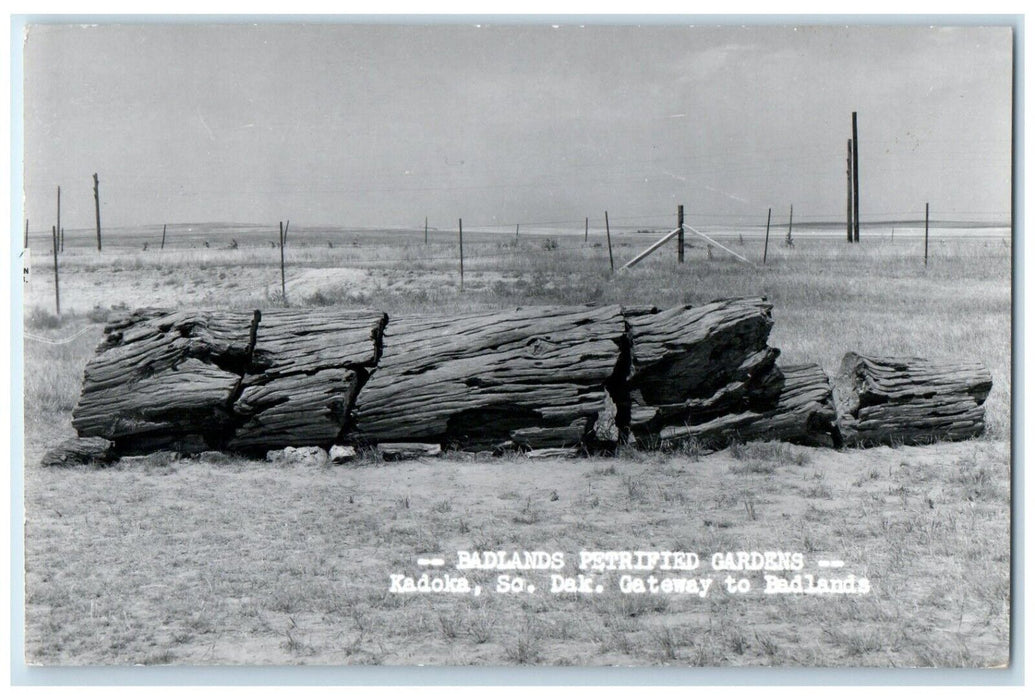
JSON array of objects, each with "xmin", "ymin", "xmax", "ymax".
[
  {"xmin": 624, "ymin": 298, "xmax": 783, "ymax": 442},
  {"xmin": 350, "ymin": 305, "xmax": 628, "ymax": 449},
  {"xmin": 66, "ymin": 303, "xmax": 992, "ymax": 460},
  {"xmin": 655, "ymin": 363, "xmax": 840, "ymax": 448},
  {"xmin": 71, "ymin": 309, "xmax": 259, "ymax": 453},
  {"xmin": 40, "ymin": 436, "xmax": 117, "ymax": 468},
  {"xmin": 226, "ymin": 309, "xmax": 386, "ymax": 452},
  {"xmin": 833, "ymin": 352, "xmax": 992, "ymax": 446}
]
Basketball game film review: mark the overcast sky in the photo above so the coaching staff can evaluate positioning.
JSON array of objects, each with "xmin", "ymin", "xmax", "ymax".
[{"xmin": 21, "ymin": 22, "xmax": 1013, "ymax": 231}]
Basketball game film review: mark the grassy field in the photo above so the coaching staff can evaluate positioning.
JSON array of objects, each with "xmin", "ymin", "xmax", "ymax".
[{"xmin": 20, "ymin": 224, "xmax": 1012, "ymax": 666}]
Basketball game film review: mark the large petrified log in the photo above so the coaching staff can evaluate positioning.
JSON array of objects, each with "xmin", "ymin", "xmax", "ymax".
[
  {"xmin": 624, "ymin": 298, "xmax": 783, "ymax": 441},
  {"xmin": 63, "ymin": 303, "xmax": 994, "ymax": 461},
  {"xmin": 833, "ymin": 353, "xmax": 992, "ymax": 446},
  {"xmin": 226, "ymin": 309, "xmax": 386, "ymax": 452},
  {"xmin": 656, "ymin": 363, "xmax": 840, "ymax": 448},
  {"xmin": 71, "ymin": 309, "xmax": 259, "ymax": 453},
  {"xmin": 350, "ymin": 305, "xmax": 628, "ymax": 450}
]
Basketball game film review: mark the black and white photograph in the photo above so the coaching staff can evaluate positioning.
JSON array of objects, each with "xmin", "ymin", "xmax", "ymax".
[{"xmin": 15, "ymin": 17, "xmax": 1015, "ymax": 671}]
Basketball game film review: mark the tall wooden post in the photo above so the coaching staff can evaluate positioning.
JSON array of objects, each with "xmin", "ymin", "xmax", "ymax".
[
  {"xmin": 56, "ymin": 186, "xmax": 61, "ymax": 253},
  {"xmin": 160, "ymin": 224, "xmax": 167, "ymax": 250},
  {"xmin": 786, "ymin": 204, "xmax": 793, "ymax": 246},
  {"xmin": 763, "ymin": 208, "xmax": 772, "ymax": 264},
  {"xmin": 279, "ymin": 221, "xmax": 286, "ymax": 302},
  {"xmin": 92, "ymin": 172, "xmax": 102, "ymax": 251},
  {"xmin": 852, "ymin": 112, "xmax": 860, "ymax": 243},
  {"xmin": 425, "ymin": 217, "xmax": 428, "ymax": 245},
  {"xmin": 847, "ymin": 139, "xmax": 854, "ymax": 243},
  {"xmin": 585, "ymin": 217, "xmax": 589, "ymax": 243},
  {"xmin": 516, "ymin": 223, "xmax": 520, "ymax": 241},
  {"xmin": 51, "ymin": 225, "xmax": 60, "ymax": 316},
  {"xmin": 924, "ymin": 203, "xmax": 930, "ymax": 267},
  {"xmin": 677, "ymin": 205, "xmax": 685, "ymax": 263},
  {"xmin": 605, "ymin": 211, "xmax": 614, "ymax": 273},
  {"xmin": 458, "ymin": 218, "xmax": 465, "ymax": 292}
]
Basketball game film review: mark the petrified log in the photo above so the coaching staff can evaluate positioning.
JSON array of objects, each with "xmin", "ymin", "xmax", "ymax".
[
  {"xmin": 71, "ymin": 309, "xmax": 259, "ymax": 453},
  {"xmin": 350, "ymin": 305, "xmax": 627, "ymax": 449},
  {"xmin": 376, "ymin": 443, "xmax": 443, "ymax": 460},
  {"xmin": 526, "ymin": 447, "xmax": 580, "ymax": 460},
  {"xmin": 71, "ymin": 308, "xmax": 386, "ymax": 454},
  {"xmin": 833, "ymin": 353, "xmax": 992, "ymax": 446},
  {"xmin": 655, "ymin": 363, "xmax": 839, "ymax": 448},
  {"xmin": 67, "ymin": 303, "xmax": 993, "ymax": 460},
  {"xmin": 40, "ymin": 436, "xmax": 117, "ymax": 468},
  {"xmin": 624, "ymin": 298, "xmax": 782, "ymax": 439},
  {"xmin": 226, "ymin": 309, "xmax": 386, "ymax": 452}
]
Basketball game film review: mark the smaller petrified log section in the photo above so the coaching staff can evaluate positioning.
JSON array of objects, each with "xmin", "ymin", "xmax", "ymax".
[
  {"xmin": 834, "ymin": 353, "xmax": 992, "ymax": 446},
  {"xmin": 656, "ymin": 363, "xmax": 840, "ymax": 448},
  {"xmin": 227, "ymin": 309, "xmax": 386, "ymax": 452},
  {"xmin": 377, "ymin": 443, "xmax": 443, "ymax": 460},
  {"xmin": 625, "ymin": 298, "xmax": 782, "ymax": 442},
  {"xmin": 72, "ymin": 309, "xmax": 259, "ymax": 453},
  {"xmin": 40, "ymin": 437, "xmax": 117, "ymax": 468},
  {"xmin": 351, "ymin": 305, "xmax": 627, "ymax": 449}
]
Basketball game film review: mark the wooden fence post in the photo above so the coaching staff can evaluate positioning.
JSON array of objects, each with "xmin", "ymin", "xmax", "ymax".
[
  {"xmin": 852, "ymin": 112, "xmax": 860, "ymax": 243},
  {"xmin": 585, "ymin": 216, "xmax": 589, "ymax": 243},
  {"xmin": 425, "ymin": 217, "xmax": 428, "ymax": 245},
  {"xmin": 160, "ymin": 224, "xmax": 167, "ymax": 250},
  {"xmin": 605, "ymin": 211, "xmax": 614, "ymax": 273},
  {"xmin": 847, "ymin": 139, "xmax": 854, "ymax": 243},
  {"xmin": 786, "ymin": 204, "xmax": 793, "ymax": 246},
  {"xmin": 93, "ymin": 173, "xmax": 103, "ymax": 251},
  {"xmin": 677, "ymin": 205, "xmax": 685, "ymax": 263},
  {"xmin": 51, "ymin": 225, "xmax": 60, "ymax": 316},
  {"xmin": 763, "ymin": 208, "xmax": 771, "ymax": 264},
  {"xmin": 279, "ymin": 221, "xmax": 286, "ymax": 303},
  {"xmin": 516, "ymin": 223, "xmax": 520, "ymax": 241},
  {"xmin": 458, "ymin": 218, "xmax": 465, "ymax": 292},
  {"xmin": 924, "ymin": 203, "xmax": 929, "ymax": 267}
]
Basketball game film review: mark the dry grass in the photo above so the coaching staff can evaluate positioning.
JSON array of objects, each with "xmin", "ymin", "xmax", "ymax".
[
  {"xmin": 20, "ymin": 224, "xmax": 1012, "ymax": 666},
  {"xmin": 22, "ymin": 442, "xmax": 1009, "ymax": 666}
]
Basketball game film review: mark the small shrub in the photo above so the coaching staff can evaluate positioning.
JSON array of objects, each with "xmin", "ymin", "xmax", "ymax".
[
  {"xmin": 729, "ymin": 440, "xmax": 810, "ymax": 474},
  {"xmin": 467, "ymin": 611, "xmax": 493, "ymax": 644},
  {"xmin": 651, "ymin": 625, "xmax": 680, "ymax": 661},
  {"xmin": 86, "ymin": 306, "xmax": 111, "ymax": 323},
  {"xmin": 26, "ymin": 308, "xmax": 62, "ymax": 330},
  {"xmin": 512, "ymin": 497, "xmax": 541, "ymax": 524},
  {"xmin": 504, "ymin": 619, "xmax": 543, "ymax": 664}
]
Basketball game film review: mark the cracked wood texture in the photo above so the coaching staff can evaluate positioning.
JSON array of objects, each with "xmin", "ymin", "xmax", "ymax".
[
  {"xmin": 227, "ymin": 309, "xmax": 386, "ymax": 452},
  {"xmin": 68, "ymin": 303, "xmax": 991, "ymax": 458},
  {"xmin": 350, "ymin": 305, "xmax": 626, "ymax": 449},
  {"xmin": 834, "ymin": 352, "xmax": 992, "ymax": 446},
  {"xmin": 41, "ymin": 437, "xmax": 117, "ymax": 468},
  {"xmin": 71, "ymin": 309, "xmax": 258, "ymax": 453},
  {"xmin": 656, "ymin": 363, "xmax": 839, "ymax": 448},
  {"xmin": 625, "ymin": 298, "xmax": 782, "ymax": 440}
]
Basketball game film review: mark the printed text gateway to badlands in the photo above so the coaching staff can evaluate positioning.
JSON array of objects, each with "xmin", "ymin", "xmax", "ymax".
[{"xmin": 388, "ymin": 550, "xmax": 872, "ymax": 598}]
